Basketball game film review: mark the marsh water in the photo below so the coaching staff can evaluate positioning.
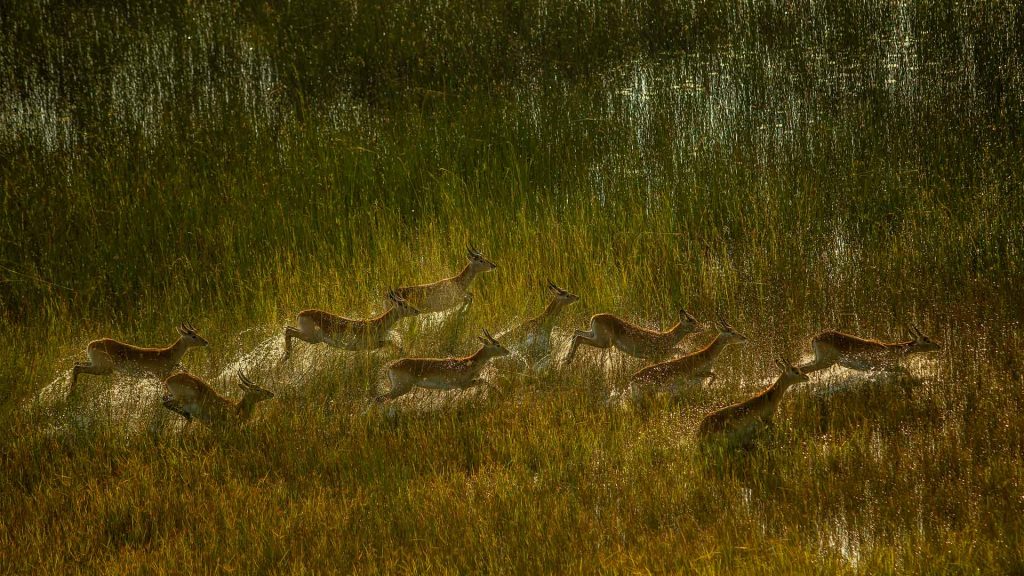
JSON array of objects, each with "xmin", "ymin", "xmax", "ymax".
[{"xmin": 4, "ymin": 2, "xmax": 1024, "ymax": 572}]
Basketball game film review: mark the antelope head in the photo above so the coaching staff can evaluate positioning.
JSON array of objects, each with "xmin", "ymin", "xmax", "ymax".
[
  {"xmin": 547, "ymin": 280, "xmax": 580, "ymax": 305},
  {"xmin": 774, "ymin": 356, "xmax": 809, "ymax": 386},
  {"xmin": 237, "ymin": 370, "xmax": 275, "ymax": 405},
  {"xmin": 906, "ymin": 324, "xmax": 941, "ymax": 353},
  {"xmin": 477, "ymin": 328, "xmax": 511, "ymax": 358},
  {"xmin": 175, "ymin": 322, "xmax": 209, "ymax": 347},
  {"xmin": 467, "ymin": 244, "xmax": 498, "ymax": 272},
  {"xmin": 715, "ymin": 312, "xmax": 748, "ymax": 345}
]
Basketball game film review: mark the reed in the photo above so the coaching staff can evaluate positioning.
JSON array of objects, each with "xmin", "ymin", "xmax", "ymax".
[{"xmin": 1, "ymin": 0, "xmax": 1022, "ymax": 572}]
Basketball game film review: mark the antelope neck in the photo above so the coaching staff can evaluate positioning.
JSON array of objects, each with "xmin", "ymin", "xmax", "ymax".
[
  {"xmin": 534, "ymin": 297, "xmax": 567, "ymax": 326},
  {"xmin": 694, "ymin": 333, "xmax": 734, "ymax": 361},
  {"xmin": 377, "ymin": 306, "xmax": 405, "ymax": 330},
  {"xmin": 453, "ymin": 262, "xmax": 480, "ymax": 291},
  {"xmin": 167, "ymin": 337, "xmax": 192, "ymax": 362}
]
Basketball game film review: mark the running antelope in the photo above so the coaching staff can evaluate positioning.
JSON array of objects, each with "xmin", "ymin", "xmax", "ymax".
[
  {"xmin": 698, "ymin": 358, "xmax": 809, "ymax": 439},
  {"xmin": 392, "ymin": 245, "xmax": 497, "ymax": 313},
  {"xmin": 630, "ymin": 316, "xmax": 747, "ymax": 394},
  {"xmin": 71, "ymin": 323, "xmax": 208, "ymax": 390},
  {"xmin": 283, "ymin": 290, "xmax": 420, "ymax": 359},
  {"xmin": 376, "ymin": 329, "xmax": 510, "ymax": 402},
  {"xmin": 563, "ymin": 307, "xmax": 701, "ymax": 366},
  {"xmin": 501, "ymin": 281, "xmax": 579, "ymax": 368},
  {"xmin": 798, "ymin": 324, "xmax": 941, "ymax": 374},
  {"xmin": 162, "ymin": 370, "xmax": 275, "ymax": 428}
]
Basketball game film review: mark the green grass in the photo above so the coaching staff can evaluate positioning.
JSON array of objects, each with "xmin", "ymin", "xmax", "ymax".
[{"xmin": 2, "ymin": 0, "xmax": 1024, "ymax": 572}]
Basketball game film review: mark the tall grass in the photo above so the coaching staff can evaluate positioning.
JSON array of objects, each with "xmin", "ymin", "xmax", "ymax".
[{"xmin": 2, "ymin": 0, "xmax": 1023, "ymax": 572}]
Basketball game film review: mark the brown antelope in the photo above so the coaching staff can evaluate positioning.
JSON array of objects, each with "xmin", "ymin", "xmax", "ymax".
[
  {"xmin": 798, "ymin": 324, "xmax": 941, "ymax": 374},
  {"xmin": 71, "ymin": 323, "xmax": 209, "ymax": 390},
  {"xmin": 629, "ymin": 315, "xmax": 747, "ymax": 393},
  {"xmin": 392, "ymin": 245, "xmax": 497, "ymax": 313},
  {"xmin": 698, "ymin": 358, "xmax": 809, "ymax": 439},
  {"xmin": 376, "ymin": 329, "xmax": 510, "ymax": 402},
  {"xmin": 563, "ymin": 307, "xmax": 701, "ymax": 366},
  {"xmin": 283, "ymin": 290, "xmax": 420, "ymax": 359},
  {"xmin": 501, "ymin": 280, "xmax": 579, "ymax": 368},
  {"xmin": 162, "ymin": 370, "xmax": 275, "ymax": 428}
]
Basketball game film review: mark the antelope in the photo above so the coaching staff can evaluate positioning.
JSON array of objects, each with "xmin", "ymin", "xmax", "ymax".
[
  {"xmin": 501, "ymin": 280, "xmax": 579, "ymax": 368},
  {"xmin": 798, "ymin": 324, "xmax": 941, "ymax": 374},
  {"xmin": 392, "ymin": 245, "xmax": 497, "ymax": 313},
  {"xmin": 283, "ymin": 290, "xmax": 420, "ymax": 359},
  {"xmin": 698, "ymin": 358, "xmax": 809, "ymax": 439},
  {"xmin": 563, "ymin": 307, "xmax": 701, "ymax": 366},
  {"xmin": 71, "ymin": 323, "xmax": 209, "ymax": 390},
  {"xmin": 376, "ymin": 329, "xmax": 510, "ymax": 402},
  {"xmin": 629, "ymin": 316, "xmax": 747, "ymax": 394},
  {"xmin": 162, "ymin": 370, "xmax": 275, "ymax": 428}
]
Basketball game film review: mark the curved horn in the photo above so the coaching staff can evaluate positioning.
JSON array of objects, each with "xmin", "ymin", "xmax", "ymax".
[
  {"xmin": 237, "ymin": 370, "xmax": 254, "ymax": 391},
  {"xmin": 482, "ymin": 328, "xmax": 497, "ymax": 342},
  {"xmin": 468, "ymin": 244, "xmax": 481, "ymax": 257},
  {"xmin": 185, "ymin": 321, "xmax": 197, "ymax": 333},
  {"xmin": 716, "ymin": 309, "xmax": 731, "ymax": 330},
  {"xmin": 548, "ymin": 280, "xmax": 563, "ymax": 293},
  {"xmin": 912, "ymin": 323, "xmax": 924, "ymax": 337}
]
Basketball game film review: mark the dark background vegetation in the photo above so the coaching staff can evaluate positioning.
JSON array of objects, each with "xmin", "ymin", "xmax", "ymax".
[{"xmin": 1, "ymin": 0, "xmax": 1023, "ymax": 572}]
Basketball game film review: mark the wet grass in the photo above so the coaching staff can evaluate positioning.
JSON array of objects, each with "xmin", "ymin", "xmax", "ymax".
[{"xmin": 2, "ymin": 0, "xmax": 1024, "ymax": 573}]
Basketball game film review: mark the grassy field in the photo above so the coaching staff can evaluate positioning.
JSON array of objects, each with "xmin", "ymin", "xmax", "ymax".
[{"xmin": 2, "ymin": 0, "xmax": 1024, "ymax": 572}]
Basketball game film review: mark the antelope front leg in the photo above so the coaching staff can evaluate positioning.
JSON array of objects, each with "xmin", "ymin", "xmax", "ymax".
[
  {"xmin": 70, "ymin": 355, "xmax": 114, "ymax": 391},
  {"xmin": 162, "ymin": 396, "xmax": 192, "ymax": 422},
  {"xmin": 564, "ymin": 330, "xmax": 607, "ymax": 366},
  {"xmin": 283, "ymin": 325, "xmax": 322, "ymax": 360},
  {"xmin": 375, "ymin": 371, "xmax": 414, "ymax": 403}
]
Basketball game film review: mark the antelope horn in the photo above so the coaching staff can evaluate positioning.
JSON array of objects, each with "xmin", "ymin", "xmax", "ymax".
[
  {"xmin": 237, "ymin": 370, "xmax": 254, "ymax": 390},
  {"xmin": 482, "ymin": 328, "xmax": 497, "ymax": 342},
  {"xmin": 185, "ymin": 321, "xmax": 197, "ymax": 332},
  {"xmin": 716, "ymin": 309, "xmax": 731, "ymax": 330}
]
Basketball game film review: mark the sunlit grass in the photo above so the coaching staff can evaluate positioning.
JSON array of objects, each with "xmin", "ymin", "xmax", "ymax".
[{"xmin": 2, "ymin": 0, "xmax": 1023, "ymax": 573}]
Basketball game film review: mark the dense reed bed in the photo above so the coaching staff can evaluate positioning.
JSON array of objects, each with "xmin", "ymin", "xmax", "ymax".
[{"xmin": 2, "ymin": 0, "xmax": 1023, "ymax": 572}]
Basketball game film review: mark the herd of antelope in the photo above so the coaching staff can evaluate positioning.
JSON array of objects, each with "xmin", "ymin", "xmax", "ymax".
[{"xmin": 69, "ymin": 246, "xmax": 941, "ymax": 441}]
